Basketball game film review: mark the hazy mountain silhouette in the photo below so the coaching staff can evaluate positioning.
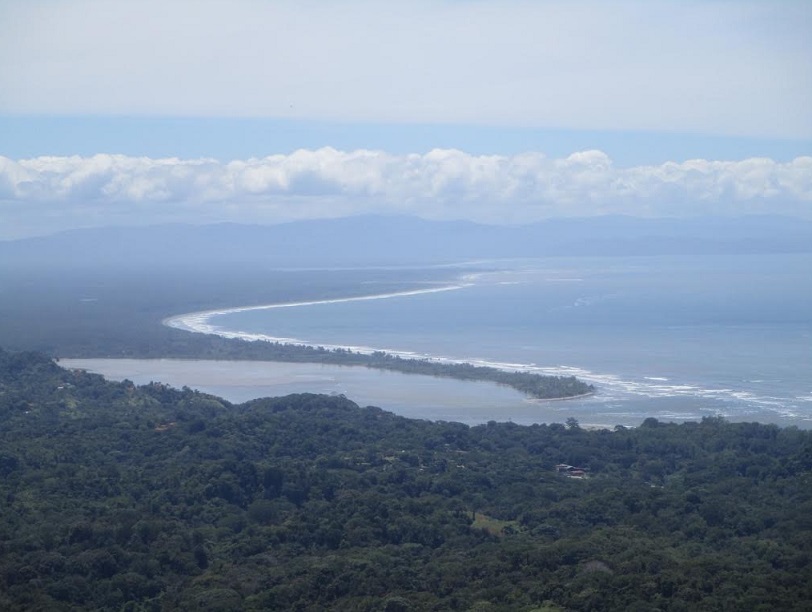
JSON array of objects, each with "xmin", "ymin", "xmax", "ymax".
[{"xmin": 3, "ymin": 215, "xmax": 811, "ymax": 269}]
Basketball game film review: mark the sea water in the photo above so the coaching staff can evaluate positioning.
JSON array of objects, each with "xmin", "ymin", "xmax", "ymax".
[{"xmin": 190, "ymin": 254, "xmax": 812, "ymax": 428}]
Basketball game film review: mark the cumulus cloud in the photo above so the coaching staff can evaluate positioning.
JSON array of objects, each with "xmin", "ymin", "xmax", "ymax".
[{"xmin": 1, "ymin": 150, "xmax": 810, "ymax": 239}]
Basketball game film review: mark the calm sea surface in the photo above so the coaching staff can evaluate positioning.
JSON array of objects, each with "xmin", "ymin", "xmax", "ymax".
[
  {"xmin": 206, "ymin": 254, "xmax": 812, "ymax": 427},
  {"xmin": 71, "ymin": 254, "xmax": 812, "ymax": 428}
]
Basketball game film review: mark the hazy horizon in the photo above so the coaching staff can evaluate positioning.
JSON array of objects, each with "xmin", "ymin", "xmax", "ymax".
[{"xmin": 1, "ymin": 1, "xmax": 810, "ymax": 239}]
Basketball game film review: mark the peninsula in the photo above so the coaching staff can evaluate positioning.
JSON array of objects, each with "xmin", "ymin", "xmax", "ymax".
[
  {"xmin": 161, "ymin": 287, "xmax": 595, "ymax": 401},
  {"xmin": 160, "ymin": 326, "xmax": 594, "ymax": 401}
]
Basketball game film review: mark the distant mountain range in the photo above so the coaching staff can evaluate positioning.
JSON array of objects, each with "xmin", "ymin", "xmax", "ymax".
[{"xmin": 3, "ymin": 215, "xmax": 811, "ymax": 268}]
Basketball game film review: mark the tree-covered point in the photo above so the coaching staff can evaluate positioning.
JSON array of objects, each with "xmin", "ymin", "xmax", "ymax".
[
  {"xmin": 156, "ymin": 339, "xmax": 594, "ymax": 400},
  {"xmin": 1, "ymin": 348, "xmax": 810, "ymax": 610},
  {"xmin": 362, "ymin": 350, "xmax": 593, "ymax": 399}
]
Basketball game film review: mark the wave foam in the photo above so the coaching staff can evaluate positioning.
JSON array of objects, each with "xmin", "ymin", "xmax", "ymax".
[{"xmin": 164, "ymin": 284, "xmax": 807, "ymax": 420}]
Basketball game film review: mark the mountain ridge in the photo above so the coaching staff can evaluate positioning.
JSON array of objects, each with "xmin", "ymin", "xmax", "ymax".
[{"xmin": 3, "ymin": 214, "xmax": 811, "ymax": 268}]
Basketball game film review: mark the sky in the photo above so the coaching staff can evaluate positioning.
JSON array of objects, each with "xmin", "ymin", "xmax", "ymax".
[{"xmin": 1, "ymin": 0, "xmax": 811, "ymax": 239}]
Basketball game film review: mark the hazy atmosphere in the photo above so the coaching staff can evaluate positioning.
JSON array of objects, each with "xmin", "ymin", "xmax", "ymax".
[
  {"xmin": 1, "ymin": 0, "xmax": 811, "ymax": 238},
  {"xmin": 1, "ymin": 2, "xmax": 811, "ymax": 610}
]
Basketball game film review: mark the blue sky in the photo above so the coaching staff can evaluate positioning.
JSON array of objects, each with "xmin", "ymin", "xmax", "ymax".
[
  {"xmin": 0, "ymin": 0, "xmax": 810, "ymax": 238},
  {"xmin": 2, "ymin": 116, "xmax": 811, "ymax": 167}
]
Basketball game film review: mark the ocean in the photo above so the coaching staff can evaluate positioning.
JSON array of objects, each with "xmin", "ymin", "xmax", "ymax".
[{"xmin": 156, "ymin": 253, "xmax": 812, "ymax": 428}]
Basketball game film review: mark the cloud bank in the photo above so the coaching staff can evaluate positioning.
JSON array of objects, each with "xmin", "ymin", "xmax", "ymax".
[{"xmin": 1, "ymin": 150, "xmax": 810, "ymax": 239}]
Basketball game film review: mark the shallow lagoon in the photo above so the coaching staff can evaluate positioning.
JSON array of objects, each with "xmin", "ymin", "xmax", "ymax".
[
  {"xmin": 61, "ymin": 358, "xmax": 560, "ymax": 425},
  {"xmin": 59, "ymin": 357, "xmax": 806, "ymax": 428}
]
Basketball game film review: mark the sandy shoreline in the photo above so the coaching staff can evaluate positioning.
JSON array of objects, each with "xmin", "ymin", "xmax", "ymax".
[
  {"xmin": 161, "ymin": 282, "xmax": 599, "ymax": 402},
  {"xmin": 154, "ymin": 282, "xmax": 812, "ymax": 429},
  {"xmin": 163, "ymin": 282, "xmax": 470, "ymax": 340}
]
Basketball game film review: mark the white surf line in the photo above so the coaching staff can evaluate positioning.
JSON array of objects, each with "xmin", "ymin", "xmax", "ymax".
[
  {"xmin": 162, "ymin": 281, "xmax": 585, "ymax": 382},
  {"xmin": 163, "ymin": 284, "xmax": 800, "ymax": 414},
  {"xmin": 164, "ymin": 288, "xmax": 715, "ymax": 403},
  {"xmin": 163, "ymin": 283, "xmax": 472, "ymax": 336}
]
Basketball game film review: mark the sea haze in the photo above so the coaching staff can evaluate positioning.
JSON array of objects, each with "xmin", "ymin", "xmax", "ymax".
[
  {"xmin": 186, "ymin": 253, "xmax": 812, "ymax": 428},
  {"xmin": 3, "ymin": 218, "xmax": 810, "ymax": 428}
]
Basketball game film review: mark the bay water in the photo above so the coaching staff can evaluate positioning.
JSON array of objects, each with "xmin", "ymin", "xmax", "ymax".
[{"xmin": 202, "ymin": 254, "xmax": 812, "ymax": 428}]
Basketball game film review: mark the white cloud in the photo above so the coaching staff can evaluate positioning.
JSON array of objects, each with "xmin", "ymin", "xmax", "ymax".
[
  {"xmin": 1, "ymin": 150, "xmax": 811, "ymax": 238},
  {"xmin": 0, "ymin": 1, "xmax": 809, "ymax": 139}
]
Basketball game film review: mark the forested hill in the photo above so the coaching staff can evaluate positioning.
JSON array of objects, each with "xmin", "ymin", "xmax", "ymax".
[{"xmin": 1, "ymin": 348, "xmax": 810, "ymax": 611}]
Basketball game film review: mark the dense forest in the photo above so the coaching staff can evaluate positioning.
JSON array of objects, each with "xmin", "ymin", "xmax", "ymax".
[{"xmin": 1, "ymin": 348, "xmax": 810, "ymax": 610}]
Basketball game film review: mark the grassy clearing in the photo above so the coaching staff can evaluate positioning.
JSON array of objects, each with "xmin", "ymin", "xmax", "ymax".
[{"xmin": 471, "ymin": 513, "xmax": 520, "ymax": 537}]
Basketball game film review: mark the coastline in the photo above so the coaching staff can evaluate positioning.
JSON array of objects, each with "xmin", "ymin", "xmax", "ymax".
[
  {"xmin": 161, "ymin": 282, "xmax": 595, "ymax": 401},
  {"xmin": 527, "ymin": 390, "xmax": 596, "ymax": 403},
  {"xmin": 24, "ymin": 254, "xmax": 807, "ymax": 428},
  {"xmin": 163, "ymin": 282, "xmax": 472, "ymax": 339},
  {"xmin": 59, "ymin": 356, "xmax": 812, "ymax": 430},
  {"xmin": 60, "ymin": 357, "xmax": 564, "ymax": 426}
]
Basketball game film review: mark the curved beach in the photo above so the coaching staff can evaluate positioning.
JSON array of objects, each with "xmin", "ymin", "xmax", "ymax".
[
  {"xmin": 162, "ymin": 284, "xmax": 592, "ymax": 380},
  {"xmin": 156, "ymin": 257, "xmax": 812, "ymax": 427},
  {"xmin": 162, "ymin": 281, "xmax": 596, "ymax": 400},
  {"xmin": 164, "ymin": 282, "xmax": 471, "ymax": 353}
]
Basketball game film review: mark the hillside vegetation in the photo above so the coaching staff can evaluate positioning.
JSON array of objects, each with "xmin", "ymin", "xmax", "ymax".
[{"xmin": 0, "ymin": 348, "xmax": 810, "ymax": 611}]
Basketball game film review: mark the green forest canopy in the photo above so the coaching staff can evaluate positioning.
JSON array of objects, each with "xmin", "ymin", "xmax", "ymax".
[{"xmin": 0, "ymin": 348, "xmax": 810, "ymax": 611}]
